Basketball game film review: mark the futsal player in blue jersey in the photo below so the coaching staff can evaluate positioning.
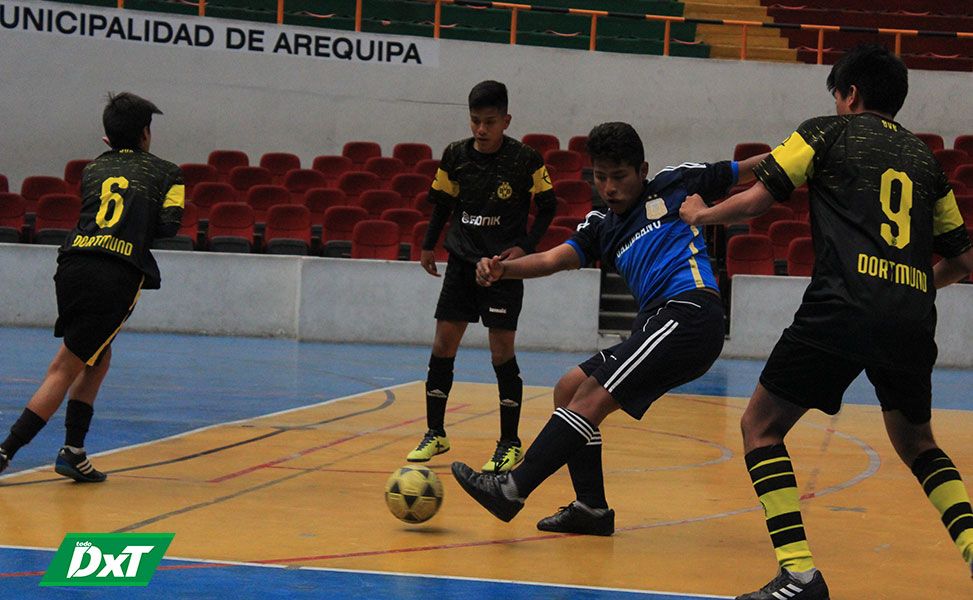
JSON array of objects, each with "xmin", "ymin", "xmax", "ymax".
[{"xmin": 450, "ymin": 121, "xmax": 767, "ymax": 535}]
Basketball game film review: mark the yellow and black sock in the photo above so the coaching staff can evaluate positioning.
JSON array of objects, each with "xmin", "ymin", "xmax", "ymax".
[
  {"xmin": 911, "ymin": 448, "xmax": 973, "ymax": 563},
  {"xmin": 745, "ymin": 444, "xmax": 815, "ymax": 573}
]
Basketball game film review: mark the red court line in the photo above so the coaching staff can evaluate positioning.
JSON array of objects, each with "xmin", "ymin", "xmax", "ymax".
[{"xmin": 207, "ymin": 403, "xmax": 470, "ymax": 484}]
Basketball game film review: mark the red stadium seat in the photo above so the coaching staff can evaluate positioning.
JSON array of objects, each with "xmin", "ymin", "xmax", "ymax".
[
  {"xmin": 351, "ymin": 220, "xmax": 400, "ymax": 260},
  {"xmin": 544, "ymin": 149, "xmax": 583, "ymax": 183},
  {"xmin": 768, "ymin": 220, "xmax": 812, "ymax": 261},
  {"xmin": 180, "ymin": 163, "xmax": 219, "ymax": 198},
  {"xmin": 414, "ymin": 159, "xmax": 441, "ymax": 180},
  {"xmin": 207, "ymin": 149, "xmax": 249, "ymax": 181},
  {"xmin": 786, "ymin": 237, "xmax": 815, "ymax": 277},
  {"xmin": 364, "ymin": 156, "xmax": 405, "ymax": 187},
  {"xmin": 954, "ymin": 165, "xmax": 973, "ymax": 191},
  {"xmin": 389, "ymin": 173, "xmax": 432, "ymax": 206},
  {"xmin": 245, "ymin": 185, "xmax": 291, "ymax": 224},
  {"xmin": 726, "ymin": 234, "xmax": 774, "ymax": 278},
  {"xmin": 342, "ymin": 141, "xmax": 382, "ymax": 168},
  {"xmin": 191, "ymin": 182, "xmax": 237, "ymax": 221},
  {"xmin": 783, "ymin": 187, "xmax": 810, "ymax": 222},
  {"xmin": 0, "ymin": 193, "xmax": 27, "ymax": 242},
  {"xmin": 409, "ymin": 220, "xmax": 449, "ymax": 261},
  {"xmin": 206, "ymin": 202, "xmax": 254, "ymax": 253},
  {"xmin": 521, "ymin": 133, "xmax": 560, "ymax": 157},
  {"xmin": 412, "ymin": 191, "xmax": 434, "ymax": 218},
  {"xmin": 337, "ymin": 171, "xmax": 382, "ymax": 204},
  {"xmin": 950, "ymin": 179, "xmax": 969, "ymax": 195},
  {"xmin": 954, "ymin": 135, "xmax": 973, "ymax": 157},
  {"xmin": 359, "ymin": 190, "xmax": 405, "ymax": 217},
  {"xmin": 553, "ymin": 179, "xmax": 593, "ymax": 218},
  {"xmin": 63, "ymin": 159, "xmax": 92, "ymax": 194},
  {"xmin": 153, "ymin": 201, "xmax": 198, "ymax": 251},
  {"xmin": 312, "ymin": 155, "xmax": 354, "ymax": 187},
  {"xmin": 934, "ymin": 149, "xmax": 970, "ymax": 179},
  {"xmin": 20, "ymin": 176, "xmax": 68, "ymax": 213},
  {"xmin": 915, "ymin": 133, "xmax": 945, "ymax": 153},
  {"xmin": 380, "ymin": 208, "xmax": 425, "ymax": 244},
  {"xmin": 733, "ymin": 142, "xmax": 771, "ymax": 161},
  {"xmin": 955, "ymin": 194, "xmax": 973, "ymax": 226},
  {"xmin": 283, "ymin": 169, "xmax": 328, "ymax": 202},
  {"xmin": 305, "ymin": 188, "xmax": 349, "ymax": 230},
  {"xmin": 228, "ymin": 166, "xmax": 272, "ymax": 193},
  {"xmin": 322, "ymin": 205, "xmax": 368, "ymax": 257},
  {"xmin": 536, "ymin": 225, "xmax": 574, "ymax": 252},
  {"xmin": 34, "ymin": 193, "xmax": 81, "ymax": 245},
  {"xmin": 748, "ymin": 204, "xmax": 795, "ymax": 235},
  {"xmin": 259, "ymin": 152, "xmax": 301, "ymax": 184},
  {"xmin": 392, "ymin": 143, "xmax": 433, "ymax": 171},
  {"xmin": 552, "ymin": 215, "xmax": 583, "ymax": 230},
  {"xmin": 264, "ymin": 204, "xmax": 311, "ymax": 255},
  {"xmin": 567, "ymin": 135, "xmax": 591, "ymax": 168},
  {"xmin": 0, "ymin": 174, "xmax": 8, "ymax": 193}
]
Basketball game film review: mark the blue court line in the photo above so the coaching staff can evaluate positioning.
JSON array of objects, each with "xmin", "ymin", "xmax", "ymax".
[{"xmin": 0, "ymin": 547, "xmax": 731, "ymax": 600}]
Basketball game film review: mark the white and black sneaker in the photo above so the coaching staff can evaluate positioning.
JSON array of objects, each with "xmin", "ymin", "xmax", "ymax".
[
  {"xmin": 55, "ymin": 447, "xmax": 107, "ymax": 483},
  {"xmin": 736, "ymin": 568, "xmax": 829, "ymax": 600}
]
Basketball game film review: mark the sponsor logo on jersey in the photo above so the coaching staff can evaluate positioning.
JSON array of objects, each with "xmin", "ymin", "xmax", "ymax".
[
  {"xmin": 496, "ymin": 181, "xmax": 513, "ymax": 200},
  {"xmin": 488, "ymin": 307, "xmax": 507, "ymax": 314},
  {"xmin": 461, "ymin": 212, "xmax": 501, "ymax": 226},
  {"xmin": 616, "ymin": 221, "xmax": 663, "ymax": 259}
]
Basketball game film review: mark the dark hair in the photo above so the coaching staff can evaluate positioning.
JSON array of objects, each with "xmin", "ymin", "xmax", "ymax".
[
  {"xmin": 468, "ymin": 80, "xmax": 508, "ymax": 113},
  {"xmin": 586, "ymin": 122, "xmax": 645, "ymax": 169},
  {"xmin": 826, "ymin": 44, "xmax": 908, "ymax": 117},
  {"xmin": 103, "ymin": 92, "xmax": 162, "ymax": 150}
]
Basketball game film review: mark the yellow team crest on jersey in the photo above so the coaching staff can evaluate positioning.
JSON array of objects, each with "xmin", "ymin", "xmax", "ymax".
[
  {"xmin": 497, "ymin": 181, "xmax": 513, "ymax": 200},
  {"xmin": 645, "ymin": 197, "xmax": 667, "ymax": 220}
]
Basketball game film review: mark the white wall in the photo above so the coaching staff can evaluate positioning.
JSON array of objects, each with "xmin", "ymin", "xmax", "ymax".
[{"xmin": 2, "ymin": 1, "xmax": 973, "ymax": 188}]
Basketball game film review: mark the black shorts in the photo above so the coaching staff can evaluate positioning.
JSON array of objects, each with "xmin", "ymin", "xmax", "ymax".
[
  {"xmin": 760, "ymin": 329, "xmax": 932, "ymax": 424},
  {"xmin": 54, "ymin": 253, "xmax": 144, "ymax": 366},
  {"xmin": 434, "ymin": 253, "xmax": 524, "ymax": 331},
  {"xmin": 579, "ymin": 289, "xmax": 725, "ymax": 419}
]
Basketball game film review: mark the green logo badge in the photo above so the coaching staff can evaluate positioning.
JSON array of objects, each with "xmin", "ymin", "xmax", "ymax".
[{"xmin": 41, "ymin": 533, "xmax": 174, "ymax": 587}]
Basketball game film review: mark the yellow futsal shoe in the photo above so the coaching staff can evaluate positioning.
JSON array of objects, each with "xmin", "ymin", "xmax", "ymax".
[
  {"xmin": 481, "ymin": 439, "xmax": 523, "ymax": 473},
  {"xmin": 406, "ymin": 430, "xmax": 450, "ymax": 462}
]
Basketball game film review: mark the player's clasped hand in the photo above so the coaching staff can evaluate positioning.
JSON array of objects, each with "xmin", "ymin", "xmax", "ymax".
[
  {"xmin": 475, "ymin": 256, "xmax": 504, "ymax": 287},
  {"xmin": 679, "ymin": 193, "xmax": 707, "ymax": 226}
]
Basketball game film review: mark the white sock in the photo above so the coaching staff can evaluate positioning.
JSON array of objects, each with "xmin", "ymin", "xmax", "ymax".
[
  {"xmin": 64, "ymin": 445, "xmax": 85, "ymax": 455},
  {"xmin": 573, "ymin": 500, "xmax": 608, "ymax": 517},
  {"xmin": 499, "ymin": 476, "xmax": 524, "ymax": 503},
  {"xmin": 786, "ymin": 567, "xmax": 818, "ymax": 584}
]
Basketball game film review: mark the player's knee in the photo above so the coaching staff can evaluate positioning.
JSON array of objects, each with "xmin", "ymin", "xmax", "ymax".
[{"xmin": 553, "ymin": 375, "xmax": 576, "ymax": 408}]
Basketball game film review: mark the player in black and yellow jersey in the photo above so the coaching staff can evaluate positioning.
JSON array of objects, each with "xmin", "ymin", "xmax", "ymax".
[
  {"xmin": 406, "ymin": 80, "xmax": 558, "ymax": 472},
  {"xmin": 682, "ymin": 46, "xmax": 973, "ymax": 599},
  {"xmin": 0, "ymin": 92, "xmax": 183, "ymax": 483}
]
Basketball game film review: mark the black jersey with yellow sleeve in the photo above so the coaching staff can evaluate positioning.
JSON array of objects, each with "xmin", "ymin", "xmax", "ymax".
[
  {"xmin": 755, "ymin": 112, "xmax": 972, "ymax": 370},
  {"xmin": 426, "ymin": 136, "xmax": 557, "ymax": 262},
  {"xmin": 61, "ymin": 149, "xmax": 184, "ymax": 289}
]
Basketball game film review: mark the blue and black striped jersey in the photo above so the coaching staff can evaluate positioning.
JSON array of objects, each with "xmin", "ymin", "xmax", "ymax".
[{"xmin": 567, "ymin": 161, "xmax": 736, "ymax": 310}]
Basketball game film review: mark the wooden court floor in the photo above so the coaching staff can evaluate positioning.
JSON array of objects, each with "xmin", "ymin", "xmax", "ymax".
[{"xmin": 1, "ymin": 380, "xmax": 971, "ymax": 599}]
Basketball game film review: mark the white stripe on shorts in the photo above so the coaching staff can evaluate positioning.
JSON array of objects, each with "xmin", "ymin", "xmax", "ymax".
[{"xmin": 605, "ymin": 319, "xmax": 679, "ymax": 393}]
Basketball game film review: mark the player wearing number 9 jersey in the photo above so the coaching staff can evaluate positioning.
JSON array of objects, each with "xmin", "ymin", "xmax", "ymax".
[
  {"xmin": 0, "ymin": 92, "xmax": 182, "ymax": 483},
  {"xmin": 681, "ymin": 45, "xmax": 973, "ymax": 599}
]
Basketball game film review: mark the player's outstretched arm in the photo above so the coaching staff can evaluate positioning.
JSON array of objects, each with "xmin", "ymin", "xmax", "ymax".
[
  {"xmin": 933, "ymin": 246, "xmax": 973, "ymax": 289},
  {"xmin": 736, "ymin": 153, "xmax": 770, "ymax": 185},
  {"xmin": 476, "ymin": 244, "xmax": 580, "ymax": 286},
  {"xmin": 680, "ymin": 181, "xmax": 776, "ymax": 226}
]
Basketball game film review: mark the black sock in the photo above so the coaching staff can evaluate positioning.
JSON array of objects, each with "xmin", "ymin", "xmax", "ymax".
[
  {"xmin": 1, "ymin": 408, "xmax": 47, "ymax": 459},
  {"xmin": 568, "ymin": 431, "xmax": 607, "ymax": 509},
  {"xmin": 494, "ymin": 356, "xmax": 522, "ymax": 443},
  {"xmin": 64, "ymin": 400, "xmax": 94, "ymax": 449},
  {"xmin": 425, "ymin": 354, "xmax": 454, "ymax": 434},
  {"xmin": 511, "ymin": 407, "xmax": 595, "ymax": 499}
]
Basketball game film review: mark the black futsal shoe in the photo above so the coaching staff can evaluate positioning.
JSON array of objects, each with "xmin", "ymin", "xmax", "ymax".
[
  {"xmin": 736, "ymin": 568, "xmax": 829, "ymax": 600},
  {"xmin": 451, "ymin": 461, "xmax": 523, "ymax": 522},
  {"xmin": 536, "ymin": 501, "xmax": 615, "ymax": 536}
]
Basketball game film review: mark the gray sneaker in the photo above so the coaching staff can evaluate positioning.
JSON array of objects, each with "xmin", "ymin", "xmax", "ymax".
[{"xmin": 736, "ymin": 568, "xmax": 829, "ymax": 600}]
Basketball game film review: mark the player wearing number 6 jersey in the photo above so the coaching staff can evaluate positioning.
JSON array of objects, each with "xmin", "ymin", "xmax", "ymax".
[
  {"xmin": 0, "ymin": 92, "xmax": 183, "ymax": 483},
  {"xmin": 681, "ymin": 45, "xmax": 973, "ymax": 599}
]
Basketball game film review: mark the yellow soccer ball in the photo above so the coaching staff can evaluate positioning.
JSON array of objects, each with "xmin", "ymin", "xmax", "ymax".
[{"xmin": 385, "ymin": 465, "xmax": 444, "ymax": 523}]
